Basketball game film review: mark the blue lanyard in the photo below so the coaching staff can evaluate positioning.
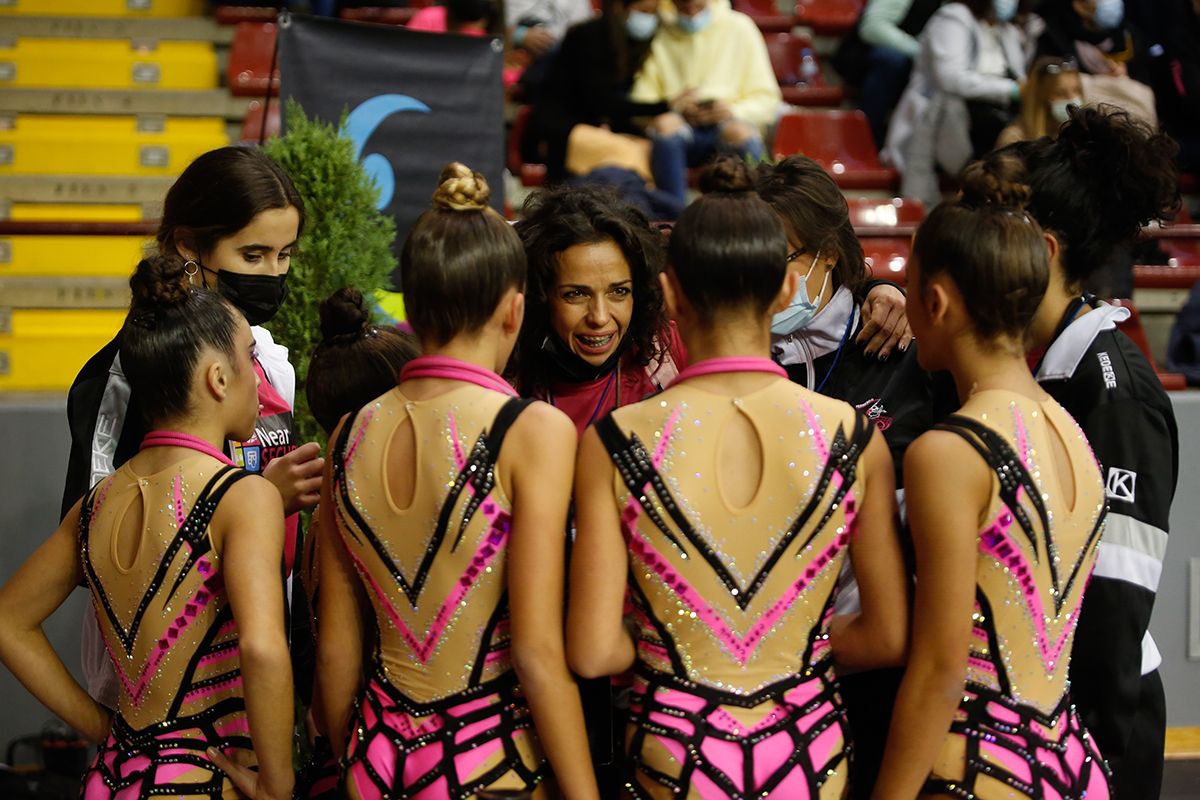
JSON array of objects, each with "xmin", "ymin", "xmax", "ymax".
[{"xmin": 815, "ymin": 311, "xmax": 857, "ymax": 394}]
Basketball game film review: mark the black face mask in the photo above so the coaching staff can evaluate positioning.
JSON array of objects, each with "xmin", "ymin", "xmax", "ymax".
[
  {"xmin": 541, "ymin": 331, "xmax": 625, "ymax": 384},
  {"xmin": 215, "ymin": 271, "xmax": 289, "ymax": 326}
]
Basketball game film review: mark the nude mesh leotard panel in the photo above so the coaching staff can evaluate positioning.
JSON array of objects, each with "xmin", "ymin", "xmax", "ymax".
[
  {"xmin": 80, "ymin": 456, "xmax": 253, "ymax": 799},
  {"xmin": 925, "ymin": 391, "xmax": 1111, "ymax": 799},
  {"xmin": 330, "ymin": 386, "xmax": 548, "ymax": 800},
  {"xmin": 598, "ymin": 379, "xmax": 874, "ymax": 799}
]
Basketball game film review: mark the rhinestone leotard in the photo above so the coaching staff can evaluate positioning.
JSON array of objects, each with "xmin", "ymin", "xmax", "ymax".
[
  {"xmin": 79, "ymin": 456, "xmax": 254, "ymax": 799},
  {"xmin": 924, "ymin": 391, "xmax": 1111, "ymax": 799},
  {"xmin": 596, "ymin": 378, "xmax": 874, "ymax": 799},
  {"xmin": 329, "ymin": 386, "xmax": 548, "ymax": 800}
]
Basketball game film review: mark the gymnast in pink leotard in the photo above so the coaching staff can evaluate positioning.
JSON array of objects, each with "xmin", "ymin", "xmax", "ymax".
[
  {"xmin": 0, "ymin": 258, "xmax": 294, "ymax": 800},
  {"xmin": 568, "ymin": 171, "xmax": 910, "ymax": 799},
  {"xmin": 874, "ymin": 158, "xmax": 1110, "ymax": 799},
  {"xmin": 314, "ymin": 164, "xmax": 598, "ymax": 800}
]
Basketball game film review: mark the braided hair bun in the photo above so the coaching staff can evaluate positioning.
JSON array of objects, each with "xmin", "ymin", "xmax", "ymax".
[
  {"xmin": 128, "ymin": 255, "xmax": 192, "ymax": 315},
  {"xmin": 698, "ymin": 156, "xmax": 756, "ymax": 195},
  {"xmin": 318, "ymin": 287, "xmax": 373, "ymax": 347},
  {"xmin": 432, "ymin": 162, "xmax": 491, "ymax": 211},
  {"xmin": 958, "ymin": 153, "xmax": 1032, "ymax": 211}
]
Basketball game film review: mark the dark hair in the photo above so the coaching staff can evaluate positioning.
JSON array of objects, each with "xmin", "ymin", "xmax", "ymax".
[
  {"xmin": 447, "ymin": 0, "xmax": 503, "ymax": 35},
  {"xmin": 961, "ymin": 0, "xmax": 991, "ymax": 20},
  {"xmin": 157, "ymin": 146, "xmax": 305, "ymax": 268},
  {"xmin": 401, "ymin": 163, "xmax": 526, "ymax": 346},
  {"xmin": 751, "ymin": 155, "xmax": 867, "ymax": 299},
  {"xmin": 306, "ymin": 287, "xmax": 421, "ymax": 435},
  {"xmin": 912, "ymin": 155, "xmax": 1049, "ymax": 344},
  {"xmin": 120, "ymin": 256, "xmax": 242, "ymax": 425},
  {"xmin": 669, "ymin": 175, "xmax": 788, "ymax": 324},
  {"xmin": 601, "ymin": 0, "xmax": 655, "ymax": 82},
  {"xmin": 991, "ymin": 106, "xmax": 1180, "ymax": 289},
  {"xmin": 513, "ymin": 184, "xmax": 667, "ymax": 392}
]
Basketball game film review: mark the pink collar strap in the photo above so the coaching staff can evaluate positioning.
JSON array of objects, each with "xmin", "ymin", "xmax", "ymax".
[
  {"xmin": 671, "ymin": 356, "xmax": 787, "ymax": 387},
  {"xmin": 140, "ymin": 431, "xmax": 235, "ymax": 466},
  {"xmin": 399, "ymin": 354, "xmax": 518, "ymax": 397}
]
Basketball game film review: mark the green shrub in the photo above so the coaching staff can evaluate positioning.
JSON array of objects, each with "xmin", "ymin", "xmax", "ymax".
[{"xmin": 263, "ymin": 99, "xmax": 398, "ymax": 446}]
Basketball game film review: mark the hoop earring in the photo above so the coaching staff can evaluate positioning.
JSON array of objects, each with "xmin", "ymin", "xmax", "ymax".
[{"xmin": 184, "ymin": 260, "xmax": 199, "ymax": 286}]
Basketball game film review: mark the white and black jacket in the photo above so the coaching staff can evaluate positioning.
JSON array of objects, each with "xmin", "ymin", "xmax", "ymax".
[{"xmin": 1035, "ymin": 299, "xmax": 1178, "ymax": 760}]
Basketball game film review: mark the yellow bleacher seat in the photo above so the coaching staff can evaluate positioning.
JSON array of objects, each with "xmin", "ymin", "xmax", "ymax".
[
  {"xmin": 0, "ymin": 115, "xmax": 228, "ymax": 175},
  {"xmin": 0, "ymin": 0, "xmax": 204, "ymax": 18},
  {"xmin": 1, "ymin": 235, "xmax": 147, "ymax": 277},
  {"xmin": 0, "ymin": 39, "xmax": 217, "ymax": 90},
  {"xmin": 10, "ymin": 203, "xmax": 146, "ymax": 222},
  {"xmin": 0, "ymin": 308, "xmax": 124, "ymax": 391}
]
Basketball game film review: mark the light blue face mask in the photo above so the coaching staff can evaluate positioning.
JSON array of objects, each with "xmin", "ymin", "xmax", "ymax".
[
  {"xmin": 626, "ymin": 9, "xmax": 659, "ymax": 41},
  {"xmin": 1049, "ymin": 97, "xmax": 1081, "ymax": 124},
  {"xmin": 1092, "ymin": 0, "xmax": 1123, "ymax": 30},
  {"xmin": 992, "ymin": 0, "xmax": 1018, "ymax": 23},
  {"xmin": 676, "ymin": 6, "xmax": 712, "ymax": 34},
  {"xmin": 771, "ymin": 252, "xmax": 829, "ymax": 336}
]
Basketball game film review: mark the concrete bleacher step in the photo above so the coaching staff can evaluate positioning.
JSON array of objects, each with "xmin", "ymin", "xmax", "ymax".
[
  {"xmin": 0, "ymin": 88, "xmax": 251, "ymax": 119},
  {"xmin": 0, "ymin": 38, "xmax": 217, "ymax": 90},
  {"xmin": 0, "ymin": 307, "xmax": 126, "ymax": 392},
  {"xmin": 0, "ymin": 114, "xmax": 228, "ymax": 176},
  {"xmin": 0, "ymin": 15, "xmax": 231, "ymax": 43},
  {"xmin": 0, "ymin": 175, "xmax": 174, "ymax": 217},
  {"xmin": 0, "ymin": 0, "xmax": 204, "ymax": 17}
]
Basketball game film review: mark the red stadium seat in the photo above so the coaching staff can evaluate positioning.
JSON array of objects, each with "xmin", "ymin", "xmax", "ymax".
[
  {"xmin": 215, "ymin": 6, "xmax": 279, "ymax": 25},
  {"xmin": 1108, "ymin": 299, "xmax": 1187, "ymax": 391},
  {"xmin": 239, "ymin": 98, "xmax": 281, "ymax": 143},
  {"xmin": 774, "ymin": 110, "xmax": 899, "ymax": 191},
  {"xmin": 765, "ymin": 32, "xmax": 845, "ymax": 107},
  {"xmin": 227, "ymin": 21, "xmax": 278, "ymax": 97},
  {"xmin": 793, "ymin": 0, "xmax": 863, "ymax": 36},
  {"xmin": 1132, "ymin": 264, "xmax": 1200, "ymax": 291},
  {"xmin": 733, "ymin": 0, "xmax": 796, "ymax": 33},
  {"xmin": 507, "ymin": 105, "xmax": 547, "ymax": 188},
  {"xmin": 338, "ymin": 4, "xmax": 427, "ymax": 25},
  {"xmin": 861, "ymin": 236, "xmax": 909, "ymax": 284}
]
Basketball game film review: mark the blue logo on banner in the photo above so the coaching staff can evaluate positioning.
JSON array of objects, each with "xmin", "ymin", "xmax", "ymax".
[
  {"xmin": 243, "ymin": 445, "xmax": 262, "ymax": 473},
  {"xmin": 343, "ymin": 94, "xmax": 432, "ymax": 210}
]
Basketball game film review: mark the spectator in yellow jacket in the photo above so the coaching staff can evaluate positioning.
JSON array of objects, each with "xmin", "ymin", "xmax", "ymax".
[{"xmin": 631, "ymin": 0, "xmax": 782, "ymax": 202}]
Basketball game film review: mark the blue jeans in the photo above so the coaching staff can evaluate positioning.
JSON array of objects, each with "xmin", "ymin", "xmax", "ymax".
[
  {"xmin": 860, "ymin": 46, "xmax": 913, "ymax": 150},
  {"xmin": 651, "ymin": 122, "xmax": 765, "ymax": 205}
]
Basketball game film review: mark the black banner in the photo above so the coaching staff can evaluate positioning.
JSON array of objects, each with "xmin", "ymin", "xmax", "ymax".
[{"xmin": 277, "ymin": 14, "xmax": 506, "ymax": 260}]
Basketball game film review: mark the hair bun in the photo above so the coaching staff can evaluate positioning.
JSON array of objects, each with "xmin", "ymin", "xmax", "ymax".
[
  {"xmin": 432, "ymin": 162, "xmax": 491, "ymax": 211},
  {"xmin": 318, "ymin": 287, "xmax": 372, "ymax": 345},
  {"xmin": 959, "ymin": 153, "xmax": 1031, "ymax": 211},
  {"xmin": 128, "ymin": 255, "xmax": 192, "ymax": 314},
  {"xmin": 699, "ymin": 156, "xmax": 756, "ymax": 195}
]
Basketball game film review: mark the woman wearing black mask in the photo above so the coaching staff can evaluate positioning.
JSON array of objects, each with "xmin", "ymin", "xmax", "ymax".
[{"xmin": 62, "ymin": 146, "xmax": 325, "ymax": 712}]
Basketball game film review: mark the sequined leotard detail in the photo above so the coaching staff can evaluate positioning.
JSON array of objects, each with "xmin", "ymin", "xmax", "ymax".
[
  {"xmin": 597, "ymin": 379, "xmax": 874, "ymax": 799},
  {"xmin": 925, "ymin": 392, "xmax": 1111, "ymax": 799},
  {"xmin": 330, "ymin": 386, "xmax": 548, "ymax": 800},
  {"xmin": 79, "ymin": 456, "xmax": 254, "ymax": 799}
]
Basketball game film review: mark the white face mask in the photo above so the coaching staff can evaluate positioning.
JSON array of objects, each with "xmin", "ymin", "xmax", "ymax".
[
  {"xmin": 1092, "ymin": 0, "xmax": 1124, "ymax": 30},
  {"xmin": 992, "ymin": 0, "xmax": 1018, "ymax": 22},
  {"xmin": 771, "ymin": 252, "xmax": 829, "ymax": 335},
  {"xmin": 1049, "ymin": 98, "xmax": 1082, "ymax": 124},
  {"xmin": 626, "ymin": 9, "xmax": 659, "ymax": 41}
]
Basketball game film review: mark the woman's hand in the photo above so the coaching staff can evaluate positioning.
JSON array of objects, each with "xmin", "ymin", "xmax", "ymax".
[
  {"xmin": 857, "ymin": 283, "xmax": 913, "ymax": 359},
  {"xmin": 205, "ymin": 748, "xmax": 291, "ymax": 800},
  {"xmin": 262, "ymin": 442, "xmax": 324, "ymax": 515}
]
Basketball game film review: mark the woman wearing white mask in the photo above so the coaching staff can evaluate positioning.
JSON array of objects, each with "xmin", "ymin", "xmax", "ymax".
[
  {"xmin": 1035, "ymin": 0, "xmax": 1135, "ymax": 78},
  {"xmin": 997, "ymin": 57, "xmax": 1085, "ymax": 147},
  {"xmin": 882, "ymin": 0, "xmax": 1028, "ymax": 209}
]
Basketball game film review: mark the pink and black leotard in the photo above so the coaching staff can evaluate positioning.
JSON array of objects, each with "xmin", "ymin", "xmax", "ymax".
[
  {"xmin": 595, "ymin": 359, "xmax": 875, "ymax": 799},
  {"xmin": 79, "ymin": 436, "xmax": 258, "ymax": 799},
  {"xmin": 329, "ymin": 359, "xmax": 549, "ymax": 800},
  {"xmin": 923, "ymin": 391, "xmax": 1111, "ymax": 799}
]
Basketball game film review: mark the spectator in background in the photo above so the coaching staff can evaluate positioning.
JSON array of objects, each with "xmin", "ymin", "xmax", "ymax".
[
  {"xmin": 525, "ymin": 0, "xmax": 667, "ymax": 185},
  {"xmin": 996, "ymin": 56, "xmax": 1083, "ymax": 146},
  {"xmin": 1036, "ymin": 0, "xmax": 1136, "ymax": 78},
  {"xmin": 631, "ymin": 0, "xmax": 782, "ymax": 205},
  {"xmin": 1129, "ymin": 0, "xmax": 1200, "ymax": 171},
  {"xmin": 834, "ymin": 0, "xmax": 943, "ymax": 149},
  {"xmin": 882, "ymin": 0, "xmax": 1025, "ymax": 208},
  {"xmin": 507, "ymin": 0, "xmax": 594, "ymax": 58},
  {"xmin": 409, "ymin": 0, "xmax": 504, "ymax": 34}
]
